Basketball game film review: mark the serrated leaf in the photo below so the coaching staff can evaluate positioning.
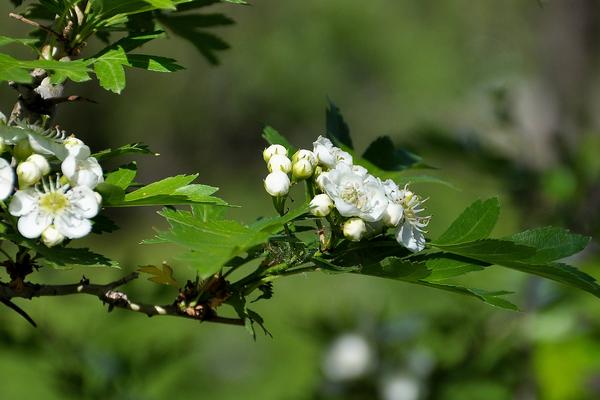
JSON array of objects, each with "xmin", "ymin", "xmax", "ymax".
[
  {"xmin": 262, "ymin": 126, "xmax": 295, "ymax": 154},
  {"xmin": 433, "ymin": 239, "xmax": 536, "ymax": 264},
  {"xmin": 416, "ymin": 281, "xmax": 517, "ymax": 310},
  {"xmin": 0, "ymin": 36, "xmax": 38, "ymax": 49},
  {"xmin": 104, "ymin": 162, "xmax": 137, "ymax": 189},
  {"xmin": 435, "ymin": 198, "xmax": 500, "ymax": 245},
  {"xmin": 33, "ymin": 245, "xmax": 118, "ymax": 268},
  {"xmin": 0, "ymin": 53, "xmax": 92, "ymax": 84},
  {"xmin": 362, "ymin": 136, "xmax": 424, "ymax": 171},
  {"xmin": 94, "ymin": 57, "xmax": 126, "ymax": 93},
  {"xmin": 326, "ymin": 100, "xmax": 353, "ymax": 149},
  {"xmin": 138, "ymin": 263, "xmax": 178, "ymax": 286},
  {"xmin": 510, "ymin": 227, "xmax": 591, "ymax": 263},
  {"xmin": 91, "ymin": 214, "xmax": 120, "ymax": 234},
  {"xmin": 93, "ymin": 142, "xmax": 156, "ymax": 161},
  {"xmin": 424, "ymin": 255, "xmax": 488, "ymax": 281}
]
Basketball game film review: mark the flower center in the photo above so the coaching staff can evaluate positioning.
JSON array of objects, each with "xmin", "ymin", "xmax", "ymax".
[
  {"xmin": 39, "ymin": 192, "xmax": 69, "ymax": 214},
  {"xmin": 341, "ymin": 183, "xmax": 367, "ymax": 209}
]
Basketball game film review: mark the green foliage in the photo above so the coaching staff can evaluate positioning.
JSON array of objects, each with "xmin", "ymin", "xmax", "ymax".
[
  {"xmin": 262, "ymin": 126, "xmax": 295, "ymax": 153},
  {"xmin": 435, "ymin": 198, "xmax": 500, "ymax": 245},
  {"xmin": 0, "ymin": 54, "xmax": 91, "ymax": 84}
]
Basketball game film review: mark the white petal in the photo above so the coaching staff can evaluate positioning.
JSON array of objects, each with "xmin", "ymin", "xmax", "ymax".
[
  {"xmin": 54, "ymin": 213, "xmax": 92, "ymax": 239},
  {"xmin": 9, "ymin": 188, "xmax": 38, "ymax": 216},
  {"xmin": 334, "ymin": 198, "xmax": 360, "ymax": 217},
  {"xmin": 61, "ymin": 155, "xmax": 77, "ymax": 178},
  {"xmin": 395, "ymin": 222, "xmax": 426, "ymax": 252},
  {"xmin": 0, "ymin": 158, "xmax": 14, "ymax": 200},
  {"xmin": 67, "ymin": 186, "xmax": 100, "ymax": 218},
  {"xmin": 17, "ymin": 209, "xmax": 52, "ymax": 238}
]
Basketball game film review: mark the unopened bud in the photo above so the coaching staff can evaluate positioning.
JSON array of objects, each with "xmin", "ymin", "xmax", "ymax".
[
  {"xmin": 292, "ymin": 149, "xmax": 316, "ymax": 166},
  {"xmin": 13, "ymin": 140, "xmax": 33, "ymax": 161},
  {"xmin": 268, "ymin": 154, "xmax": 292, "ymax": 173},
  {"xmin": 263, "ymin": 144, "xmax": 287, "ymax": 163},
  {"xmin": 310, "ymin": 194, "xmax": 334, "ymax": 217},
  {"xmin": 41, "ymin": 225, "xmax": 65, "ymax": 247},
  {"xmin": 26, "ymin": 154, "xmax": 50, "ymax": 176},
  {"xmin": 264, "ymin": 170, "xmax": 291, "ymax": 197},
  {"xmin": 292, "ymin": 158, "xmax": 315, "ymax": 181},
  {"xmin": 343, "ymin": 218, "xmax": 367, "ymax": 242},
  {"xmin": 17, "ymin": 161, "xmax": 42, "ymax": 187},
  {"xmin": 383, "ymin": 203, "xmax": 404, "ymax": 227}
]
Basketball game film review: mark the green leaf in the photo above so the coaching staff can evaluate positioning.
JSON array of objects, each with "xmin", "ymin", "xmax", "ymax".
[
  {"xmin": 416, "ymin": 281, "xmax": 517, "ymax": 310},
  {"xmin": 95, "ymin": 183, "xmax": 126, "ymax": 204},
  {"xmin": 0, "ymin": 36, "xmax": 37, "ymax": 49},
  {"xmin": 346, "ymin": 256, "xmax": 516, "ymax": 310},
  {"xmin": 156, "ymin": 12, "xmax": 233, "ymax": 64},
  {"xmin": 138, "ymin": 263, "xmax": 178, "ymax": 286},
  {"xmin": 0, "ymin": 53, "xmax": 92, "ymax": 84},
  {"xmin": 93, "ymin": 56, "xmax": 126, "ymax": 93},
  {"xmin": 104, "ymin": 162, "xmax": 137, "ymax": 189},
  {"xmin": 93, "ymin": 142, "xmax": 156, "ymax": 161},
  {"xmin": 262, "ymin": 126, "xmax": 295, "ymax": 154},
  {"xmin": 326, "ymin": 100, "xmax": 353, "ymax": 149},
  {"xmin": 150, "ymin": 210, "xmax": 271, "ymax": 278},
  {"xmin": 424, "ymin": 255, "xmax": 488, "ymax": 281},
  {"xmin": 362, "ymin": 136, "xmax": 424, "ymax": 171},
  {"xmin": 435, "ymin": 198, "xmax": 500, "ymax": 245},
  {"xmin": 510, "ymin": 227, "xmax": 591, "ymax": 263},
  {"xmin": 33, "ymin": 245, "xmax": 118, "ymax": 268},
  {"xmin": 433, "ymin": 239, "xmax": 537, "ymax": 264}
]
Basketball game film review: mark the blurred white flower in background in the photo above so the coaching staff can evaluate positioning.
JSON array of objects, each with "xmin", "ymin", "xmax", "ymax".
[
  {"xmin": 380, "ymin": 374, "xmax": 421, "ymax": 400},
  {"xmin": 322, "ymin": 333, "xmax": 374, "ymax": 381}
]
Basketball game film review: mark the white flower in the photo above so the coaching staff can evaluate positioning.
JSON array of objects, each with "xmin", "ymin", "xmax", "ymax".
[
  {"xmin": 323, "ymin": 333, "xmax": 373, "ymax": 381},
  {"xmin": 352, "ymin": 165, "xmax": 369, "ymax": 177},
  {"xmin": 309, "ymin": 194, "xmax": 334, "ymax": 217},
  {"xmin": 383, "ymin": 203, "xmax": 404, "ymax": 227},
  {"xmin": 61, "ymin": 154, "xmax": 104, "ymax": 189},
  {"xmin": 394, "ymin": 186, "xmax": 430, "ymax": 252},
  {"xmin": 321, "ymin": 163, "xmax": 388, "ymax": 222},
  {"xmin": 313, "ymin": 136, "xmax": 336, "ymax": 168},
  {"xmin": 292, "ymin": 149, "xmax": 316, "ymax": 166},
  {"xmin": 267, "ymin": 154, "xmax": 292, "ymax": 173},
  {"xmin": 343, "ymin": 218, "xmax": 367, "ymax": 241},
  {"xmin": 292, "ymin": 158, "xmax": 314, "ymax": 180},
  {"xmin": 9, "ymin": 177, "xmax": 100, "ymax": 240},
  {"xmin": 264, "ymin": 171, "xmax": 290, "ymax": 197},
  {"xmin": 333, "ymin": 148, "xmax": 353, "ymax": 165},
  {"xmin": 0, "ymin": 158, "xmax": 14, "ymax": 200},
  {"xmin": 26, "ymin": 154, "xmax": 50, "ymax": 176},
  {"xmin": 16, "ymin": 161, "xmax": 42, "ymax": 187},
  {"xmin": 263, "ymin": 144, "xmax": 287, "ymax": 163},
  {"xmin": 63, "ymin": 137, "xmax": 91, "ymax": 159},
  {"xmin": 41, "ymin": 225, "xmax": 65, "ymax": 247}
]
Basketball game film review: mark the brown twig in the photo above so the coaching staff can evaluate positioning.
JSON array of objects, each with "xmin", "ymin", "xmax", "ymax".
[
  {"xmin": 8, "ymin": 13, "xmax": 64, "ymax": 40},
  {"xmin": 0, "ymin": 273, "xmax": 244, "ymax": 327}
]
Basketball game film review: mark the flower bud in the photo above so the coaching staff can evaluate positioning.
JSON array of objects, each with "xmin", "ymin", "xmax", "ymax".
[
  {"xmin": 0, "ymin": 138, "xmax": 7, "ymax": 154},
  {"xmin": 64, "ymin": 136, "xmax": 90, "ymax": 159},
  {"xmin": 263, "ymin": 144, "xmax": 288, "ymax": 163},
  {"xmin": 292, "ymin": 149, "xmax": 316, "ymax": 166},
  {"xmin": 343, "ymin": 218, "xmax": 367, "ymax": 242},
  {"xmin": 315, "ymin": 169, "xmax": 328, "ymax": 191},
  {"xmin": 267, "ymin": 154, "xmax": 292, "ymax": 173},
  {"xmin": 264, "ymin": 170, "xmax": 291, "ymax": 197},
  {"xmin": 16, "ymin": 161, "xmax": 42, "ymax": 187},
  {"xmin": 310, "ymin": 194, "xmax": 334, "ymax": 217},
  {"xmin": 26, "ymin": 154, "xmax": 50, "ymax": 176},
  {"xmin": 13, "ymin": 140, "xmax": 33, "ymax": 161},
  {"xmin": 292, "ymin": 158, "xmax": 315, "ymax": 181},
  {"xmin": 383, "ymin": 203, "xmax": 404, "ymax": 227},
  {"xmin": 41, "ymin": 225, "xmax": 65, "ymax": 247}
]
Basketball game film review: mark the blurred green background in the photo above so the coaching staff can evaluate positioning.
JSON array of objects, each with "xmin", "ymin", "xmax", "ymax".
[{"xmin": 1, "ymin": 0, "xmax": 600, "ymax": 399}]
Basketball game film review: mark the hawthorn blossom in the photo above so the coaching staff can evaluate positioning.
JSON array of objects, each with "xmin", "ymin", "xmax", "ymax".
[
  {"xmin": 394, "ymin": 186, "xmax": 430, "ymax": 252},
  {"xmin": 309, "ymin": 193, "xmax": 334, "ymax": 217},
  {"xmin": 321, "ymin": 163, "xmax": 388, "ymax": 222},
  {"xmin": 9, "ymin": 177, "xmax": 100, "ymax": 241},
  {"xmin": 263, "ymin": 144, "xmax": 287, "ymax": 163},
  {"xmin": 264, "ymin": 170, "xmax": 290, "ymax": 197}
]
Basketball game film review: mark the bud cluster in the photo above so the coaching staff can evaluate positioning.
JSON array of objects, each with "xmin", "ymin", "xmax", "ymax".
[{"xmin": 263, "ymin": 136, "xmax": 431, "ymax": 252}]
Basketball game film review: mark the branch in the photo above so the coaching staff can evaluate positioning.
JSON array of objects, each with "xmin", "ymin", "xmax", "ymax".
[
  {"xmin": 0, "ymin": 273, "xmax": 244, "ymax": 326},
  {"xmin": 8, "ymin": 13, "xmax": 64, "ymax": 40}
]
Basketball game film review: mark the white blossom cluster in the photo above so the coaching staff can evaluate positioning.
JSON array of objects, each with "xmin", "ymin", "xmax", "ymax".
[
  {"xmin": 0, "ymin": 133, "xmax": 103, "ymax": 247},
  {"xmin": 263, "ymin": 136, "xmax": 430, "ymax": 252}
]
